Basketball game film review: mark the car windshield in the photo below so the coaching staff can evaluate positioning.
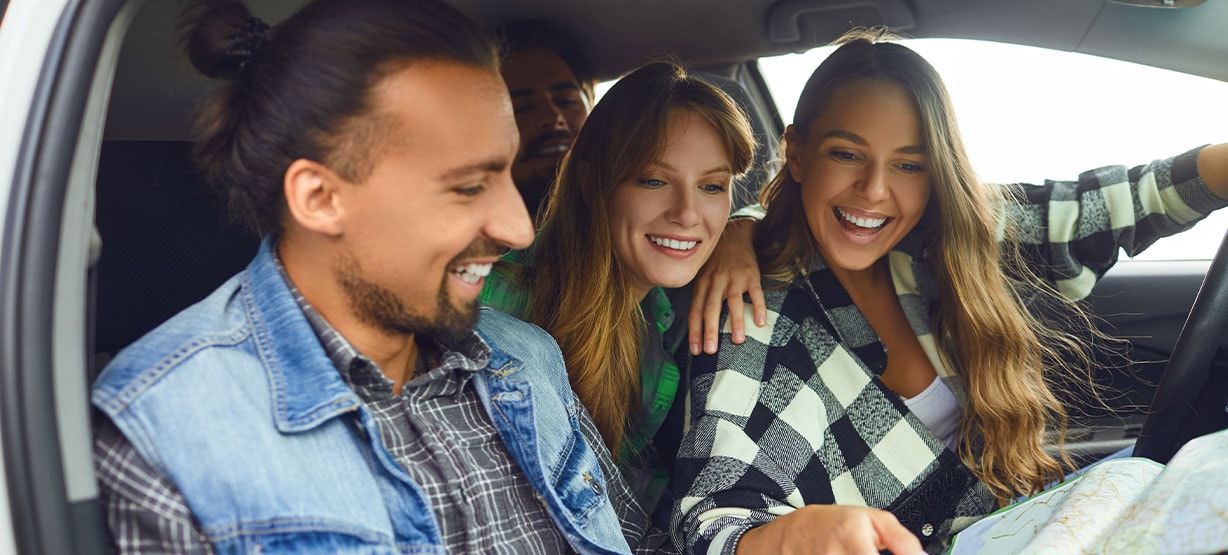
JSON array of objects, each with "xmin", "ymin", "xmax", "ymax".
[{"xmin": 759, "ymin": 38, "xmax": 1228, "ymax": 261}]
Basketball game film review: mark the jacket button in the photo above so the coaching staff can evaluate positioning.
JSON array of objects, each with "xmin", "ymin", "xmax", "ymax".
[
  {"xmin": 582, "ymin": 473, "xmax": 603, "ymax": 496},
  {"xmin": 921, "ymin": 523, "xmax": 934, "ymax": 537}
]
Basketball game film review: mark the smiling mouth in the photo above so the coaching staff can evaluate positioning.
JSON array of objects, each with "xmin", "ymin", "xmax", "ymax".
[
  {"xmin": 449, "ymin": 262, "xmax": 492, "ymax": 284},
  {"xmin": 648, "ymin": 235, "xmax": 698, "ymax": 251},
  {"xmin": 533, "ymin": 144, "xmax": 569, "ymax": 157},
  {"xmin": 834, "ymin": 207, "xmax": 890, "ymax": 237}
]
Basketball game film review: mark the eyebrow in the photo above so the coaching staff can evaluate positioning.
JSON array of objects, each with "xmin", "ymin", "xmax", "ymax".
[
  {"xmin": 646, "ymin": 160, "xmax": 734, "ymax": 176},
  {"xmin": 821, "ymin": 129, "xmax": 925, "ymax": 155},
  {"xmin": 509, "ymin": 81, "xmax": 581, "ymax": 99},
  {"xmin": 438, "ymin": 158, "xmax": 509, "ymax": 181}
]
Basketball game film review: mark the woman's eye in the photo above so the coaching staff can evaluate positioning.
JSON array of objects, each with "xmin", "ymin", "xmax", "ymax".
[
  {"xmin": 830, "ymin": 149, "xmax": 859, "ymax": 162},
  {"xmin": 897, "ymin": 162, "xmax": 926, "ymax": 174},
  {"xmin": 700, "ymin": 183, "xmax": 727, "ymax": 193},
  {"xmin": 637, "ymin": 178, "xmax": 666, "ymax": 188}
]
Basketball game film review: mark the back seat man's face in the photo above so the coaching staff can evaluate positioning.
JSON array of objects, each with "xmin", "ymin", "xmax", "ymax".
[
  {"xmin": 331, "ymin": 60, "xmax": 532, "ymax": 339},
  {"xmin": 502, "ymin": 48, "xmax": 590, "ymax": 217}
]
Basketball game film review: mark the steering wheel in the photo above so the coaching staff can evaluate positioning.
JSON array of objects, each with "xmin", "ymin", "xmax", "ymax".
[{"xmin": 1132, "ymin": 227, "xmax": 1228, "ymax": 463}]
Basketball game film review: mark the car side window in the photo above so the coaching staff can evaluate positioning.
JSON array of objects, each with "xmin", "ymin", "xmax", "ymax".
[{"xmin": 760, "ymin": 38, "xmax": 1228, "ymax": 261}]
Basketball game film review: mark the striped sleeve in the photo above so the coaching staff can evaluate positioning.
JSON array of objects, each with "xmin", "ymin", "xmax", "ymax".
[{"xmin": 1004, "ymin": 146, "xmax": 1226, "ymax": 300}]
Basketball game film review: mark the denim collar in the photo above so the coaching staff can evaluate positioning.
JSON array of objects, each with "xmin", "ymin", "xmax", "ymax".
[
  {"xmin": 243, "ymin": 238, "xmax": 364, "ymax": 433},
  {"xmin": 244, "ymin": 238, "xmax": 519, "ymax": 432}
]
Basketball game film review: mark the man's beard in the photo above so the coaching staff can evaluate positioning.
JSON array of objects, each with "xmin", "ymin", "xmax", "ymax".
[
  {"xmin": 334, "ymin": 253, "xmax": 479, "ymax": 346},
  {"xmin": 515, "ymin": 129, "xmax": 573, "ymax": 216}
]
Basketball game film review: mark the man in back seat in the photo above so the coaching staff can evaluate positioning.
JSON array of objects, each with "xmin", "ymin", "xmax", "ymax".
[
  {"xmin": 498, "ymin": 19, "xmax": 595, "ymax": 221},
  {"xmin": 91, "ymin": 0, "xmax": 664, "ymax": 552}
]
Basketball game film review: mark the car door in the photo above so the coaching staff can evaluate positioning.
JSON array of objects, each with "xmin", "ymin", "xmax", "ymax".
[{"xmin": 0, "ymin": 0, "xmax": 136, "ymax": 552}]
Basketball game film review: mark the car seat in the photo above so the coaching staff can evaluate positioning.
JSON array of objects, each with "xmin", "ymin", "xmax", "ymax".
[
  {"xmin": 694, "ymin": 69, "xmax": 782, "ymax": 210},
  {"xmin": 92, "ymin": 140, "xmax": 260, "ymax": 368}
]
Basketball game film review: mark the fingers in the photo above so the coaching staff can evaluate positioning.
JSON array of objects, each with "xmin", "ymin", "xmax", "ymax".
[
  {"xmin": 725, "ymin": 292, "xmax": 746, "ymax": 345},
  {"xmin": 689, "ymin": 277, "xmax": 766, "ymax": 354},
  {"xmin": 748, "ymin": 282, "xmax": 767, "ymax": 327},
  {"xmin": 688, "ymin": 278, "xmax": 710, "ymax": 355},
  {"xmin": 701, "ymin": 280, "xmax": 725, "ymax": 354}
]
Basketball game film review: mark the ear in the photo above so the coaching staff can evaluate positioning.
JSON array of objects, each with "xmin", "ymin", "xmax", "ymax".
[
  {"xmin": 284, "ymin": 158, "xmax": 345, "ymax": 237},
  {"xmin": 783, "ymin": 125, "xmax": 804, "ymax": 183}
]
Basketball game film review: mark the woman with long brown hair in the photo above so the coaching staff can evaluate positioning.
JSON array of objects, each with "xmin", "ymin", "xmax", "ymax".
[
  {"xmin": 480, "ymin": 59, "xmax": 755, "ymax": 520},
  {"xmin": 673, "ymin": 30, "xmax": 1228, "ymax": 554}
]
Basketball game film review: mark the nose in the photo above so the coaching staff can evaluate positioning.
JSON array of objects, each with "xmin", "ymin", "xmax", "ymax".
[
  {"xmin": 664, "ymin": 185, "xmax": 701, "ymax": 228},
  {"xmin": 539, "ymin": 100, "xmax": 568, "ymax": 131},
  {"xmin": 487, "ymin": 172, "xmax": 535, "ymax": 249},
  {"xmin": 856, "ymin": 162, "xmax": 890, "ymax": 203}
]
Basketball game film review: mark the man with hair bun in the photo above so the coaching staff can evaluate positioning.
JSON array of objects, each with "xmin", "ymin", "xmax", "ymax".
[{"xmin": 91, "ymin": 0, "xmax": 665, "ymax": 553}]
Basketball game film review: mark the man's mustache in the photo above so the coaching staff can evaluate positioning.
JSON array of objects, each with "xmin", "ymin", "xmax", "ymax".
[{"xmin": 451, "ymin": 239, "xmax": 505, "ymax": 262}]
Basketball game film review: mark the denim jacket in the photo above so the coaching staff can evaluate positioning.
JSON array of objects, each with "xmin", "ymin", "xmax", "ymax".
[{"xmin": 91, "ymin": 239, "xmax": 630, "ymax": 554}]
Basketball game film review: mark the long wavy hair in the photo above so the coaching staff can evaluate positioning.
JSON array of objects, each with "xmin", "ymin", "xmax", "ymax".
[
  {"xmin": 756, "ymin": 29, "xmax": 1094, "ymax": 503},
  {"xmin": 526, "ymin": 60, "xmax": 754, "ymax": 454}
]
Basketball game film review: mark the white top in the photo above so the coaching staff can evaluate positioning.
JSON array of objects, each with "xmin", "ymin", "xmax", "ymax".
[{"xmin": 903, "ymin": 376, "xmax": 962, "ymax": 451}]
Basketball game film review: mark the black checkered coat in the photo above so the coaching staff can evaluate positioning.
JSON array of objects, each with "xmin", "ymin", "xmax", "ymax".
[{"xmin": 672, "ymin": 147, "xmax": 1224, "ymax": 554}]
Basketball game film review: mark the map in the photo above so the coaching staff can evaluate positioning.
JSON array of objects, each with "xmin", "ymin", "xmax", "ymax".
[{"xmin": 948, "ymin": 428, "xmax": 1228, "ymax": 554}]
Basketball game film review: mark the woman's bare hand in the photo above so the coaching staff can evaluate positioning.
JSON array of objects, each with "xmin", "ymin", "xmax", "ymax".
[
  {"xmin": 735, "ymin": 505, "xmax": 925, "ymax": 555},
  {"xmin": 689, "ymin": 218, "xmax": 766, "ymax": 355}
]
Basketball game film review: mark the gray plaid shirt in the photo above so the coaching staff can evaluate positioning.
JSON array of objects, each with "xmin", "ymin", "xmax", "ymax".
[{"xmin": 94, "ymin": 253, "xmax": 670, "ymax": 553}]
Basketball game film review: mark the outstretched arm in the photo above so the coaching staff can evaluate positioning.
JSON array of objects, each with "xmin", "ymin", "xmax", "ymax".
[
  {"xmin": 1198, "ymin": 142, "xmax": 1228, "ymax": 199},
  {"xmin": 1007, "ymin": 144, "xmax": 1228, "ymax": 301}
]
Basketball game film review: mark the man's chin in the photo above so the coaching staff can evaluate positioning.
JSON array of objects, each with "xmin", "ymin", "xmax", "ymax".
[{"xmin": 422, "ymin": 298, "xmax": 481, "ymax": 344}]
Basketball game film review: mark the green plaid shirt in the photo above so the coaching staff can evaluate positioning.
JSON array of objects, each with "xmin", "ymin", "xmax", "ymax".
[{"xmin": 479, "ymin": 246, "xmax": 683, "ymax": 515}]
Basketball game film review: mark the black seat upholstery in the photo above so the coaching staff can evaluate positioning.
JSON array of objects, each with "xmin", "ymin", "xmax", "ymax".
[{"xmin": 93, "ymin": 140, "xmax": 260, "ymax": 355}]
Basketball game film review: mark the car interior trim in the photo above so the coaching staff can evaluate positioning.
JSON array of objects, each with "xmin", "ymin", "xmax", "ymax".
[{"xmin": 0, "ymin": 0, "xmax": 129, "ymax": 552}]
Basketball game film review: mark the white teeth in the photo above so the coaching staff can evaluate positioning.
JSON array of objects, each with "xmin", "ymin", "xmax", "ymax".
[
  {"xmin": 649, "ymin": 236, "xmax": 697, "ymax": 251},
  {"xmin": 837, "ymin": 207, "xmax": 887, "ymax": 229},
  {"xmin": 535, "ymin": 144, "xmax": 569, "ymax": 156},
  {"xmin": 451, "ymin": 262, "xmax": 492, "ymax": 284}
]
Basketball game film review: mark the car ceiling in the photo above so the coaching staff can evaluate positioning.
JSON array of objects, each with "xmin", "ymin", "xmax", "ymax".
[{"xmin": 104, "ymin": 0, "xmax": 1228, "ymax": 142}]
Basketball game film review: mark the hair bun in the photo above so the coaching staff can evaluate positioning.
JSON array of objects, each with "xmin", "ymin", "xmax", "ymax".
[
  {"xmin": 226, "ymin": 17, "xmax": 269, "ymax": 73},
  {"xmin": 180, "ymin": 1, "xmax": 268, "ymax": 80}
]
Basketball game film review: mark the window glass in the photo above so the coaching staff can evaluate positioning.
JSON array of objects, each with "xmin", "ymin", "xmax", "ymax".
[{"xmin": 759, "ymin": 39, "xmax": 1228, "ymax": 261}]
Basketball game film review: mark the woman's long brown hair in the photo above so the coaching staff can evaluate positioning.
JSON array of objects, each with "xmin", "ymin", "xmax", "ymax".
[
  {"xmin": 756, "ymin": 30, "xmax": 1101, "ymax": 503},
  {"xmin": 526, "ymin": 60, "xmax": 754, "ymax": 454}
]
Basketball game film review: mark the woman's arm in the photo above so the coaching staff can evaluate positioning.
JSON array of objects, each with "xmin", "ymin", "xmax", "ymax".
[
  {"xmin": 688, "ymin": 218, "xmax": 765, "ymax": 355},
  {"xmin": 674, "ymin": 302, "xmax": 920, "ymax": 554},
  {"xmin": 688, "ymin": 201, "xmax": 772, "ymax": 355},
  {"xmin": 1198, "ymin": 142, "xmax": 1228, "ymax": 198},
  {"xmin": 1007, "ymin": 144, "xmax": 1228, "ymax": 301},
  {"xmin": 674, "ymin": 374, "xmax": 921, "ymax": 555}
]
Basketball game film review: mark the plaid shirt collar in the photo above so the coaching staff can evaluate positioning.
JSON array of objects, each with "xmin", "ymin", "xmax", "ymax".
[{"xmin": 270, "ymin": 244, "xmax": 491, "ymax": 399}]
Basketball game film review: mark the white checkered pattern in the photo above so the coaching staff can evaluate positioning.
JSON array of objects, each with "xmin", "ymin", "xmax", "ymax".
[{"xmin": 673, "ymin": 147, "xmax": 1224, "ymax": 554}]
